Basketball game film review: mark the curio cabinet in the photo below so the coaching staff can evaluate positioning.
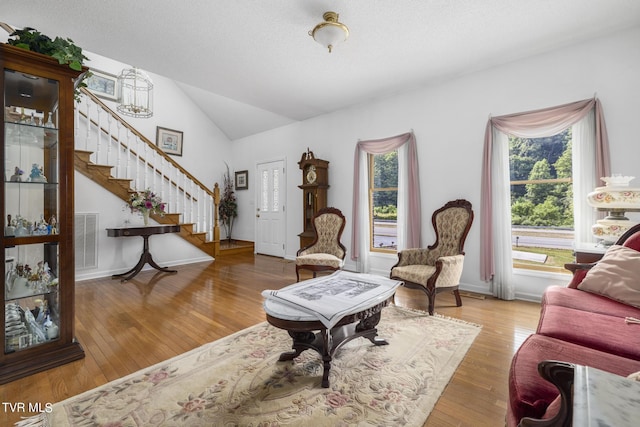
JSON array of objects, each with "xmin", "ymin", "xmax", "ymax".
[{"xmin": 1, "ymin": 44, "xmax": 85, "ymax": 383}]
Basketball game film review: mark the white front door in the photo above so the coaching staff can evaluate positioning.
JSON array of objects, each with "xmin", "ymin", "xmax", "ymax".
[{"xmin": 255, "ymin": 159, "xmax": 286, "ymax": 257}]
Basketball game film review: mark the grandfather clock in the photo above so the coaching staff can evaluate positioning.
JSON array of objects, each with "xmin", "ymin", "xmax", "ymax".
[{"xmin": 298, "ymin": 150, "xmax": 329, "ymax": 249}]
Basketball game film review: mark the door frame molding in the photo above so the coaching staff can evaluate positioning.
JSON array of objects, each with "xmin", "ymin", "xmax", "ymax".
[{"xmin": 254, "ymin": 156, "xmax": 287, "ymax": 257}]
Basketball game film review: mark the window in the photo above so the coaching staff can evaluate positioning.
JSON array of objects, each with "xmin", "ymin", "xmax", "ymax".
[
  {"xmin": 481, "ymin": 98, "xmax": 608, "ymax": 300},
  {"xmin": 509, "ymin": 129, "xmax": 575, "ymax": 273},
  {"xmin": 368, "ymin": 151, "xmax": 398, "ymax": 252}
]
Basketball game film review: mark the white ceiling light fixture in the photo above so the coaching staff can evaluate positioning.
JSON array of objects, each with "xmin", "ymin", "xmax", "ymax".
[
  {"xmin": 117, "ymin": 67, "xmax": 154, "ymax": 118},
  {"xmin": 309, "ymin": 11, "xmax": 349, "ymax": 53}
]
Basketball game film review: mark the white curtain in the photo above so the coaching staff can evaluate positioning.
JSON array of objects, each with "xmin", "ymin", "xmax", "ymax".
[
  {"xmin": 491, "ymin": 130, "xmax": 515, "ymax": 300},
  {"xmin": 356, "ymin": 149, "xmax": 371, "ymax": 273},
  {"xmin": 396, "ymin": 143, "xmax": 409, "ymax": 251},
  {"xmin": 572, "ymin": 110, "xmax": 597, "ymax": 245}
]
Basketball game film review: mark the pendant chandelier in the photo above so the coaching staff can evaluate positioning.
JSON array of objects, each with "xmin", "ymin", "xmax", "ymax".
[
  {"xmin": 117, "ymin": 67, "xmax": 153, "ymax": 118},
  {"xmin": 309, "ymin": 11, "xmax": 349, "ymax": 53}
]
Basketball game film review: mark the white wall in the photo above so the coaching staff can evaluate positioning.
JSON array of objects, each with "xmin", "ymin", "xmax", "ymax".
[
  {"xmin": 229, "ymin": 26, "xmax": 640, "ymax": 301},
  {"xmin": 74, "ymin": 52, "xmax": 233, "ymax": 280},
  {"xmin": 5, "ymin": 27, "xmax": 638, "ymax": 296}
]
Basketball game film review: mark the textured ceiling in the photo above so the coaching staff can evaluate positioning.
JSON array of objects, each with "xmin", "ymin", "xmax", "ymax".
[{"xmin": 3, "ymin": 0, "xmax": 640, "ymax": 140}]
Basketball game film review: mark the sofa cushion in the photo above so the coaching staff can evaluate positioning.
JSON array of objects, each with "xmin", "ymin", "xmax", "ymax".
[
  {"xmin": 537, "ymin": 304, "xmax": 640, "ymax": 360},
  {"xmin": 577, "ymin": 245, "xmax": 640, "ymax": 308},
  {"xmin": 623, "ymin": 230, "xmax": 640, "ymax": 251},
  {"xmin": 542, "ymin": 286, "xmax": 640, "ymax": 319},
  {"xmin": 507, "ymin": 334, "xmax": 640, "ymax": 426}
]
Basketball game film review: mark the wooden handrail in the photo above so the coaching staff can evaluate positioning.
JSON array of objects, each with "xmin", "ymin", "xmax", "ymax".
[
  {"xmin": 79, "ymin": 87, "xmax": 217, "ymax": 199},
  {"xmin": 77, "ymin": 109, "xmax": 201, "ymax": 202}
]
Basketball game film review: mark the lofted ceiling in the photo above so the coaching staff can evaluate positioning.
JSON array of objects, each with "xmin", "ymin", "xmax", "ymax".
[{"xmin": 3, "ymin": 1, "xmax": 640, "ymax": 140}]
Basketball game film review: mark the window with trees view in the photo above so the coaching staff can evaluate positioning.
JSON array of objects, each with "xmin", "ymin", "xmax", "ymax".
[
  {"xmin": 509, "ymin": 128, "xmax": 575, "ymax": 272},
  {"xmin": 369, "ymin": 151, "xmax": 398, "ymax": 252}
]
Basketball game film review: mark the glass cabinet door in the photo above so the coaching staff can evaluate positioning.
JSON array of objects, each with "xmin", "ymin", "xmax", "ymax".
[{"xmin": 4, "ymin": 69, "xmax": 61, "ymax": 354}]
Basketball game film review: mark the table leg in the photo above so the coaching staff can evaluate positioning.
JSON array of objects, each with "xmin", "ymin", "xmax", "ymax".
[
  {"xmin": 355, "ymin": 312, "xmax": 389, "ymax": 345},
  {"xmin": 112, "ymin": 235, "xmax": 177, "ymax": 282},
  {"xmin": 321, "ymin": 328, "xmax": 332, "ymax": 388},
  {"xmin": 278, "ymin": 312, "xmax": 389, "ymax": 388},
  {"xmin": 278, "ymin": 331, "xmax": 317, "ymax": 361}
]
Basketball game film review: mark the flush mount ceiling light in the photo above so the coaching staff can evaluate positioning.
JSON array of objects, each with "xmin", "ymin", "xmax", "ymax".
[
  {"xmin": 117, "ymin": 67, "xmax": 153, "ymax": 118},
  {"xmin": 309, "ymin": 11, "xmax": 349, "ymax": 53}
]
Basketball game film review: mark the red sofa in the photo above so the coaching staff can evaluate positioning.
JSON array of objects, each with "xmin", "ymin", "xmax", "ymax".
[{"xmin": 507, "ymin": 224, "xmax": 640, "ymax": 426}]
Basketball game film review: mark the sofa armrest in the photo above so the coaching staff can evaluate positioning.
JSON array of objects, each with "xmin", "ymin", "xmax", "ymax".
[
  {"xmin": 564, "ymin": 262, "xmax": 596, "ymax": 288},
  {"xmin": 518, "ymin": 361, "xmax": 575, "ymax": 427}
]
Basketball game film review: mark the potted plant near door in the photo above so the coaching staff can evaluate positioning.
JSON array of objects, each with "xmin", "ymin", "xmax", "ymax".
[{"xmin": 219, "ymin": 163, "xmax": 238, "ymax": 244}]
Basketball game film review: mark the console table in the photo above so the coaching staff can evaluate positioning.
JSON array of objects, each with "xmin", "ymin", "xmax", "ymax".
[
  {"xmin": 106, "ymin": 224, "xmax": 180, "ymax": 281},
  {"xmin": 573, "ymin": 242, "xmax": 607, "ymax": 264}
]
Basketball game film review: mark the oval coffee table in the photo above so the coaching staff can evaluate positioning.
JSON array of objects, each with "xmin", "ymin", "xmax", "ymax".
[{"xmin": 265, "ymin": 295, "xmax": 394, "ymax": 388}]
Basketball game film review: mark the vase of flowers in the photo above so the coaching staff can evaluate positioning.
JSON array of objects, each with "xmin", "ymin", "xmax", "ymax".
[{"xmin": 127, "ymin": 189, "xmax": 166, "ymax": 225}]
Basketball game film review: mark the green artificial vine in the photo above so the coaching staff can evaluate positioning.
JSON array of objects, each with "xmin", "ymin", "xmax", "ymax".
[
  {"xmin": 7, "ymin": 27, "xmax": 90, "ymax": 99},
  {"xmin": 7, "ymin": 27, "xmax": 88, "ymax": 71}
]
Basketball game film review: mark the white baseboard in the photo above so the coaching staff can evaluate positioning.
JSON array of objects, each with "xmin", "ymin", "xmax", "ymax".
[{"xmin": 75, "ymin": 255, "xmax": 214, "ymax": 281}]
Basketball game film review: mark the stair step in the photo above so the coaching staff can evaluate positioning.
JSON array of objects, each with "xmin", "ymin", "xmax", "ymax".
[
  {"xmin": 218, "ymin": 240, "xmax": 254, "ymax": 256},
  {"xmin": 86, "ymin": 163, "xmax": 114, "ymax": 178},
  {"xmin": 74, "ymin": 150, "xmax": 92, "ymax": 163},
  {"xmin": 107, "ymin": 177, "xmax": 133, "ymax": 191}
]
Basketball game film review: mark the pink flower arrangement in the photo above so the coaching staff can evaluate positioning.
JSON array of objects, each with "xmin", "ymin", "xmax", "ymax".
[{"xmin": 128, "ymin": 189, "xmax": 166, "ymax": 215}]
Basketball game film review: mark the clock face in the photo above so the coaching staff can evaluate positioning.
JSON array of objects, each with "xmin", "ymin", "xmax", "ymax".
[{"xmin": 306, "ymin": 165, "xmax": 317, "ymax": 184}]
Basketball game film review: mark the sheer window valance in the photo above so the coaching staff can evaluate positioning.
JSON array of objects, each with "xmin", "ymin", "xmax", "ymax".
[
  {"xmin": 480, "ymin": 98, "xmax": 611, "ymax": 283},
  {"xmin": 351, "ymin": 132, "xmax": 421, "ymax": 263}
]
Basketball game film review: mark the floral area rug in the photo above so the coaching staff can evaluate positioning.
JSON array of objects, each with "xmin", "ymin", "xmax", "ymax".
[{"xmin": 17, "ymin": 305, "xmax": 481, "ymax": 427}]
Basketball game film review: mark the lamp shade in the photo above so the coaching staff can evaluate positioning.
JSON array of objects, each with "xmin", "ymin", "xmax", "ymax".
[
  {"xmin": 587, "ymin": 176, "xmax": 640, "ymax": 210},
  {"xmin": 310, "ymin": 11, "xmax": 349, "ymax": 53},
  {"xmin": 587, "ymin": 175, "xmax": 640, "ymax": 243},
  {"xmin": 117, "ymin": 67, "xmax": 153, "ymax": 118}
]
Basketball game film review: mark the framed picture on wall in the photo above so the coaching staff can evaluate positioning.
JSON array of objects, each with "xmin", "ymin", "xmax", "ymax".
[
  {"xmin": 235, "ymin": 170, "xmax": 248, "ymax": 190},
  {"xmin": 156, "ymin": 127, "xmax": 184, "ymax": 156},
  {"xmin": 86, "ymin": 69, "xmax": 118, "ymax": 101}
]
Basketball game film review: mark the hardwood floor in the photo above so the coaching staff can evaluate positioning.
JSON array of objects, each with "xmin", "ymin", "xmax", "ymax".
[{"xmin": 0, "ymin": 253, "xmax": 541, "ymax": 426}]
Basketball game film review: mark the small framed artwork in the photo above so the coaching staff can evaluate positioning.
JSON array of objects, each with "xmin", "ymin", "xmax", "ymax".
[
  {"xmin": 235, "ymin": 170, "xmax": 248, "ymax": 190},
  {"xmin": 86, "ymin": 69, "xmax": 118, "ymax": 101},
  {"xmin": 156, "ymin": 127, "xmax": 184, "ymax": 156}
]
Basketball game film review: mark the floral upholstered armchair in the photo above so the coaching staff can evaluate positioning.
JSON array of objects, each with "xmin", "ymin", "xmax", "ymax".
[
  {"xmin": 390, "ymin": 199, "xmax": 474, "ymax": 315},
  {"xmin": 295, "ymin": 207, "xmax": 347, "ymax": 282}
]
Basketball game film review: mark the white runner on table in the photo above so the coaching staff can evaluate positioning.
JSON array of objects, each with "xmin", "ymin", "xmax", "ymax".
[{"xmin": 262, "ymin": 271, "xmax": 403, "ymax": 329}]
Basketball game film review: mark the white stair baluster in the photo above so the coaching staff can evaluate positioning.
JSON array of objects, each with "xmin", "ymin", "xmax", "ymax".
[
  {"xmin": 84, "ymin": 98, "xmax": 91, "ymax": 152},
  {"xmin": 95, "ymin": 107, "xmax": 102, "ymax": 164},
  {"xmin": 116, "ymin": 122, "xmax": 122, "ymax": 179}
]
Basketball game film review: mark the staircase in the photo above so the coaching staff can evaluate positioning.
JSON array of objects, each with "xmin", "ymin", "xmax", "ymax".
[
  {"xmin": 75, "ymin": 88, "xmax": 221, "ymax": 257},
  {"xmin": 0, "ymin": 21, "xmax": 243, "ymax": 258}
]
